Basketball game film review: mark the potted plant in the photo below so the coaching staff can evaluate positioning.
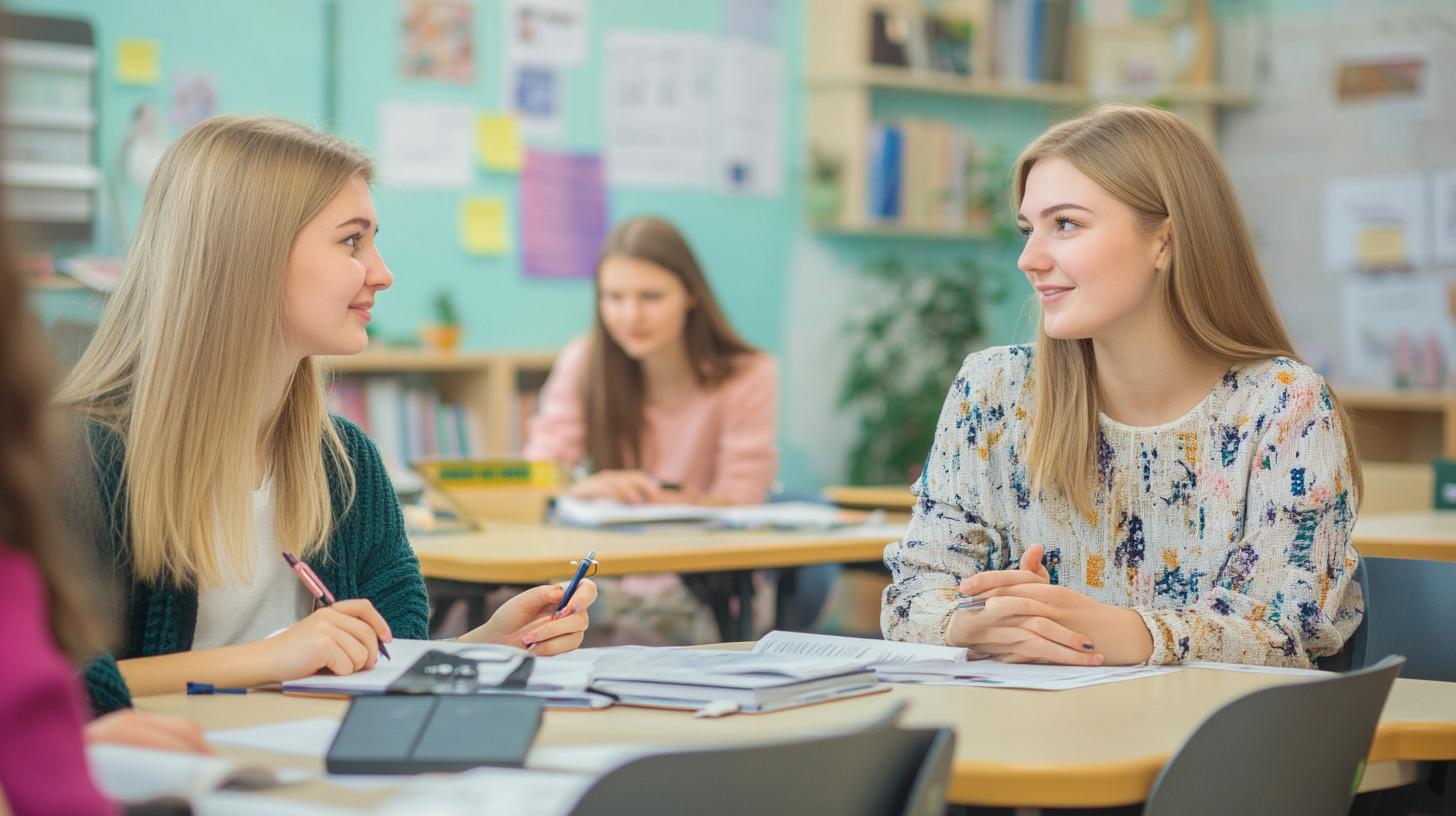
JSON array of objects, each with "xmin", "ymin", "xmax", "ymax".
[
  {"xmin": 419, "ymin": 289, "xmax": 463, "ymax": 351},
  {"xmin": 806, "ymin": 145, "xmax": 844, "ymax": 223}
]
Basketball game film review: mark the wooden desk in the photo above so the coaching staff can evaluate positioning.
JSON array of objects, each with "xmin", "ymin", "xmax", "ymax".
[
  {"xmin": 410, "ymin": 520, "xmax": 905, "ymax": 585},
  {"xmin": 1353, "ymin": 511, "xmax": 1456, "ymax": 562},
  {"xmin": 823, "ymin": 484, "xmax": 915, "ymax": 511},
  {"xmin": 137, "ymin": 668, "xmax": 1456, "ymax": 810}
]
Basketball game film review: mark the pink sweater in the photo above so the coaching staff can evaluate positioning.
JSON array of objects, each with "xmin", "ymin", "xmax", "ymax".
[
  {"xmin": 524, "ymin": 338, "xmax": 779, "ymax": 504},
  {"xmin": 0, "ymin": 548, "xmax": 115, "ymax": 815}
]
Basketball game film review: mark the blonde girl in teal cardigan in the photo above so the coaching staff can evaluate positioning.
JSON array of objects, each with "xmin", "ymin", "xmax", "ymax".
[{"xmin": 57, "ymin": 117, "xmax": 596, "ymax": 712}]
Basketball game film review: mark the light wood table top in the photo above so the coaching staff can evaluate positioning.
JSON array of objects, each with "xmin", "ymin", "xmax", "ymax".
[
  {"xmin": 823, "ymin": 484, "xmax": 916, "ymax": 510},
  {"xmin": 138, "ymin": 667, "xmax": 1456, "ymax": 809},
  {"xmin": 1352, "ymin": 511, "xmax": 1456, "ymax": 562},
  {"xmin": 410, "ymin": 520, "xmax": 907, "ymax": 584}
]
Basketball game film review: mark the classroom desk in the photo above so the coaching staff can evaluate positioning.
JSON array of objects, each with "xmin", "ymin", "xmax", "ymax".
[
  {"xmin": 410, "ymin": 520, "xmax": 906, "ymax": 640},
  {"xmin": 822, "ymin": 484, "xmax": 916, "ymax": 511},
  {"xmin": 136, "ymin": 667, "xmax": 1456, "ymax": 810},
  {"xmin": 1352, "ymin": 510, "xmax": 1456, "ymax": 562}
]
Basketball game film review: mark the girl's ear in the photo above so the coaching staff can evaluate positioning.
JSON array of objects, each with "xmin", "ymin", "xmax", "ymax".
[{"xmin": 1154, "ymin": 220, "xmax": 1173, "ymax": 273}]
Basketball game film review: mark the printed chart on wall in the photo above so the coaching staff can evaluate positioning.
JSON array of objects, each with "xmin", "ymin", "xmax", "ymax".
[{"xmin": 503, "ymin": 0, "xmax": 588, "ymax": 138}]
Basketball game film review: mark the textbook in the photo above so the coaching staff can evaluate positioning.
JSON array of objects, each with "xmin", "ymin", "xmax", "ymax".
[
  {"xmin": 281, "ymin": 638, "xmax": 612, "ymax": 709},
  {"xmin": 587, "ymin": 646, "xmax": 883, "ymax": 713}
]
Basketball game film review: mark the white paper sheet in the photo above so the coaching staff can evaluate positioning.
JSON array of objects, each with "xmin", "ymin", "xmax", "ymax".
[
  {"xmin": 195, "ymin": 792, "xmax": 360, "ymax": 816},
  {"xmin": 1339, "ymin": 272, "xmax": 1456, "ymax": 386},
  {"xmin": 754, "ymin": 630, "xmax": 968, "ymax": 665},
  {"xmin": 87, "ymin": 744, "xmax": 282, "ymax": 803},
  {"xmin": 208, "ymin": 718, "xmax": 341, "ymax": 758},
  {"xmin": 379, "ymin": 766, "xmax": 595, "ymax": 816},
  {"xmin": 604, "ymin": 32, "xmax": 716, "ymax": 187},
  {"xmin": 504, "ymin": 0, "xmax": 588, "ymax": 66},
  {"xmin": 718, "ymin": 40, "xmax": 783, "ymax": 196},
  {"xmin": 377, "ymin": 102, "xmax": 472, "ymax": 188}
]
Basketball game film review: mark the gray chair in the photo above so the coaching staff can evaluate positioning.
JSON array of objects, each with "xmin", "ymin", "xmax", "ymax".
[
  {"xmin": 1346, "ymin": 555, "xmax": 1456, "ymax": 682},
  {"xmin": 565, "ymin": 706, "xmax": 954, "ymax": 816},
  {"xmin": 1143, "ymin": 655, "xmax": 1405, "ymax": 816}
]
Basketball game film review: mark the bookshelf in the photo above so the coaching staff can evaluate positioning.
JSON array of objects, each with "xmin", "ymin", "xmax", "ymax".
[
  {"xmin": 321, "ymin": 349, "xmax": 557, "ymax": 458},
  {"xmin": 1338, "ymin": 389, "xmax": 1456, "ymax": 462},
  {"xmin": 805, "ymin": 0, "xmax": 1251, "ymax": 238}
]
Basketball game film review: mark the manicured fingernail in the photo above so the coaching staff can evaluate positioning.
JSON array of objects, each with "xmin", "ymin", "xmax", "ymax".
[{"xmin": 1083, "ymin": 642, "xmax": 1094, "ymax": 650}]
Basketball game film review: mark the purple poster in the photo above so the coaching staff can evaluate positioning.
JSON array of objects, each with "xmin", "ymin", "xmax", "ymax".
[{"xmin": 520, "ymin": 148, "xmax": 608, "ymax": 280}]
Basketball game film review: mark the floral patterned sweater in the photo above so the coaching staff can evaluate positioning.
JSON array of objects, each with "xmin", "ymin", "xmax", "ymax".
[{"xmin": 881, "ymin": 345, "xmax": 1363, "ymax": 667}]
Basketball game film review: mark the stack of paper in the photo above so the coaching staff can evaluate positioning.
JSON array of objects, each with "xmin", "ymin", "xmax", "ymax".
[
  {"xmin": 86, "ymin": 744, "xmax": 294, "ymax": 804},
  {"xmin": 752, "ymin": 631, "xmax": 1177, "ymax": 690},
  {"xmin": 587, "ymin": 646, "xmax": 883, "ymax": 712},
  {"xmin": 552, "ymin": 496, "xmax": 864, "ymax": 530}
]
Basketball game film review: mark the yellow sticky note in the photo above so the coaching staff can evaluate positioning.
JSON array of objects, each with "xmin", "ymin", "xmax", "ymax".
[
  {"xmin": 476, "ymin": 113, "xmax": 522, "ymax": 172},
  {"xmin": 117, "ymin": 39, "xmax": 160, "ymax": 85},
  {"xmin": 460, "ymin": 197, "xmax": 508, "ymax": 255},
  {"xmin": 1356, "ymin": 225, "xmax": 1406, "ymax": 268}
]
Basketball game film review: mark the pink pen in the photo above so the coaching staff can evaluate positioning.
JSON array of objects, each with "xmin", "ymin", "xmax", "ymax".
[{"xmin": 281, "ymin": 551, "xmax": 389, "ymax": 660}]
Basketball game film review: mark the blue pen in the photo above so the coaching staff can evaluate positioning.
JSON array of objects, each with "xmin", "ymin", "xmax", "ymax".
[
  {"xmin": 555, "ymin": 549, "xmax": 596, "ymax": 615},
  {"xmin": 187, "ymin": 682, "xmax": 246, "ymax": 695}
]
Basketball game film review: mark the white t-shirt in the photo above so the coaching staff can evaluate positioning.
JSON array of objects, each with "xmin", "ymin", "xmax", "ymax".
[{"xmin": 191, "ymin": 481, "xmax": 313, "ymax": 650}]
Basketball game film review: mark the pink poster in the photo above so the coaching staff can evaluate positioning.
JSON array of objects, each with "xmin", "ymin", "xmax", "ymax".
[{"xmin": 520, "ymin": 148, "xmax": 608, "ymax": 280}]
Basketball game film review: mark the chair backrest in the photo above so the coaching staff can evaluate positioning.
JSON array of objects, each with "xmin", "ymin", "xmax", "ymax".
[
  {"xmin": 565, "ymin": 718, "xmax": 955, "ymax": 816},
  {"xmin": 1353, "ymin": 556, "xmax": 1456, "ymax": 681},
  {"xmin": 1143, "ymin": 655, "xmax": 1405, "ymax": 816}
]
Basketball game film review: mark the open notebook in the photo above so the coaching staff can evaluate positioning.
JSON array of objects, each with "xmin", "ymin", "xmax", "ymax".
[
  {"xmin": 86, "ymin": 743, "xmax": 297, "ymax": 804},
  {"xmin": 753, "ymin": 630, "xmax": 1178, "ymax": 690},
  {"xmin": 281, "ymin": 638, "xmax": 612, "ymax": 708}
]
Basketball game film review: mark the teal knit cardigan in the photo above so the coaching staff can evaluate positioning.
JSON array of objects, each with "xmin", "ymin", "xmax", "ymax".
[{"xmin": 79, "ymin": 417, "xmax": 429, "ymax": 714}]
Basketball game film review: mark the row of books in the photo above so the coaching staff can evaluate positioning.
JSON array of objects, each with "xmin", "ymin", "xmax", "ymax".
[
  {"xmin": 867, "ymin": 0, "xmax": 1079, "ymax": 85},
  {"xmin": 328, "ymin": 376, "xmax": 484, "ymax": 470},
  {"xmin": 866, "ymin": 119, "xmax": 993, "ymax": 230}
]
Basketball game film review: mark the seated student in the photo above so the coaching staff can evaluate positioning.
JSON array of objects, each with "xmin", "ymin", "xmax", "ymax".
[
  {"xmin": 882, "ymin": 104, "xmax": 1362, "ymax": 668},
  {"xmin": 0, "ymin": 182, "xmax": 209, "ymax": 813},
  {"xmin": 54, "ymin": 116, "xmax": 596, "ymax": 715},
  {"xmin": 525, "ymin": 216, "xmax": 783, "ymax": 643},
  {"xmin": 527, "ymin": 216, "xmax": 778, "ymax": 505}
]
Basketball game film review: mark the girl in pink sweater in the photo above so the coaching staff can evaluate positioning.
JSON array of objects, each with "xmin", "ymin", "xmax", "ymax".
[{"xmin": 525, "ymin": 216, "xmax": 780, "ymax": 643}]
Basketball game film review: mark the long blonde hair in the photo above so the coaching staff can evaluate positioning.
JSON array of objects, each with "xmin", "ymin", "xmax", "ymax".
[
  {"xmin": 56, "ymin": 116, "xmax": 367, "ymax": 588},
  {"xmin": 1016, "ymin": 104, "xmax": 1363, "ymax": 515}
]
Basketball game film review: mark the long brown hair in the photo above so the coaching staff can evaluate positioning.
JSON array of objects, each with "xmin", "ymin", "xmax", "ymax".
[
  {"xmin": 1015, "ymin": 104, "xmax": 1363, "ymax": 514},
  {"xmin": 0, "ymin": 214, "xmax": 107, "ymax": 662},
  {"xmin": 582, "ymin": 216, "xmax": 757, "ymax": 470}
]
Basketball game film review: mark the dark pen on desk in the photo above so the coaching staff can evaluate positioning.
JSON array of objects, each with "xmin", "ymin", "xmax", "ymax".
[
  {"xmin": 528, "ymin": 548, "xmax": 597, "ymax": 652},
  {"xmin": 281, "ymin": 551, "xmax": 391, "ymax": 660}
]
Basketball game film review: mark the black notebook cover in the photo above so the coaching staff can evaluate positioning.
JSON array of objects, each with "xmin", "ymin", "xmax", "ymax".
[{"xmin": 325, "ymin": 694, "xmax": 545, "ymax": 774}]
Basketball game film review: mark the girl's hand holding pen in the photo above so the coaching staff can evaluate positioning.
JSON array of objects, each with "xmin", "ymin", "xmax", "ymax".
[
  {"xmin": 945, "ymin": 544, "xmax": 1105, "ymax": 666},
  {"xmin": 262, "ymin": 599, "xmax": 394, "ymax": 679},
  {"xmin": 461, "ymin": 579, "xmax": 598, "ymax": 655}
]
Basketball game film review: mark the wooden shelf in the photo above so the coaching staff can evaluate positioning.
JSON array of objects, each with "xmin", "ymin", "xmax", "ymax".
[
  {"xmin": 321, "ymin": 348, "xmax": 558, "ymax": 456},
  {"xmin": 1332, "ymin": 387, "xmax": 1456, "ymax": 461},
  {"xmin": 810, "ymin": 67, "xmax": 1087, "ymax": 105}
]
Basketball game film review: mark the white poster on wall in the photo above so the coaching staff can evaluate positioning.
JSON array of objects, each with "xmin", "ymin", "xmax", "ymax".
[
  {"xmin": 604, "ymin": 32, "xmax": 716, "ymax": 188},
  {"xmin": 1321, "ymin": 175, "xmax": 1428, "ymax": 275},
  {"xmin": 718, "ymin": 40, "xmax": 783, "ymax": 196},
  {"xmin": 1340, "ymin": 272, "xmax": 1456, "ymax": 387},
  {"xmin": 378, "ymin": 102, "xmax": 472, "ymax": 188},
  {"xmin": 504, "ymin": 0, "xmax": 588, "ymax": 67}
]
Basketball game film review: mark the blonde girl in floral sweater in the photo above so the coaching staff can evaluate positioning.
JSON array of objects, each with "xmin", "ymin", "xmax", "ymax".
[{"xmin": 882, "ymin": 104, "xmax": 1363, "ymax": 668}]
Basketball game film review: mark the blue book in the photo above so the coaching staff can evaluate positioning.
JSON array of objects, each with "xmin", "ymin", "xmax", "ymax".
[
  {"xmin": 873, "ymin": 124, "xmax": 903, "ymax": 219},
  {"xmin": 1027, "ymin": 0, "xmax": 1046, "ymax": 81}
]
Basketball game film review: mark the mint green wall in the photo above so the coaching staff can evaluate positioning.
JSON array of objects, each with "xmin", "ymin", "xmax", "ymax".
[{"xmin": 15, "ymin": 0, "xmax": 1091, "ymax": 491}]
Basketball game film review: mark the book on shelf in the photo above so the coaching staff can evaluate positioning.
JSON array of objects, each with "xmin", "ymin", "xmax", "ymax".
[
  {"xmin": 991, "ymin": 0, "xmax": 1077, "ymax": 84},
  {"xmin": 867, "ymin": 2, "xmax": 993, "ymax": 78},
  {"xmin": 865, "ymin": 118, "xmax": 990, "ymax": 231},
  {"xmin": 327, "ymin": 374, "xmax": 482, "ymax": 473}
]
